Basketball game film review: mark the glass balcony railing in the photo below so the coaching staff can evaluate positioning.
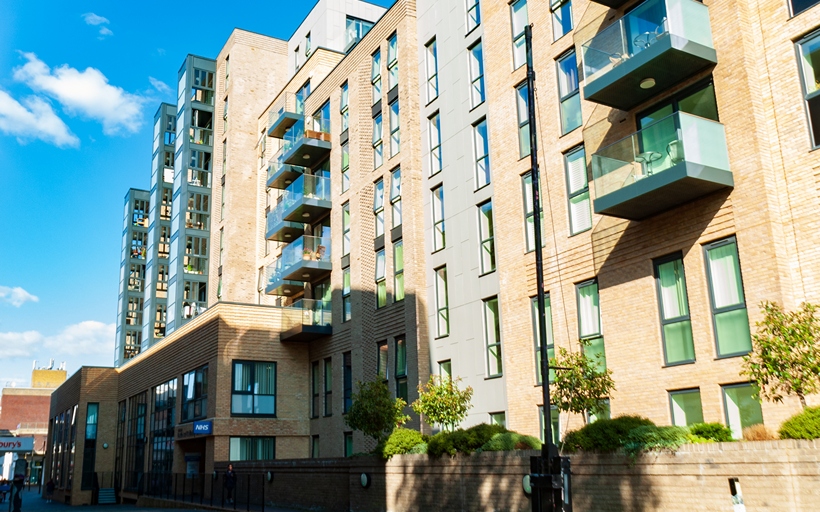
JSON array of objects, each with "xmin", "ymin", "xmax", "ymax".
[
  {"xmin": 282, "ymin": 116, "xmax": 332, "ymax": 166},
  {"xmin": 265, "ymin": 235, "xmax": 332, "ymax": 289},
  {"xmin": 592, "ymin": 111, "xmax": 732, "ymax": 219},
  {"xmin": 267, "ymin": 91, "xmax": 309, "ymax": 138},
  {"xmin": 267, "ymin": 174, "xmax": 331, "ymax": 228},
  {"xmin": 266, "ymin": 146, "xmax": 307, "ymax": 190},
  {"xmin": 581, "ymin": 0, "xmax": 716, "ymax": 110},
  {"xmin": 189, "ymin": 127, "xmax": 213, "ymax": 146},
  {"xmin": 280, "ymin": 299, "xmax": 332, "ymax": 342}
]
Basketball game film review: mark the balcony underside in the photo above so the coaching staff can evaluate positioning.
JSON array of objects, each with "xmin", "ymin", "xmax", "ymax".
[
  {"xmin": 266, "ymin": 221, "xmax": 304, "ymax": 242},
  {"xmin": 282, "ymin": 260, "xmax": 332, "ymax": 282},
  {"xmin": 584, "ymin": 35, "xmax": 717, "ymax": 111},
  {"xmin": 283, "ymin": 198, "xmax": 332, "ymax": 223},
  {"xmin": 593, "ymin": 161, "xmax": 733, "ymax": 220},
  {"xmin": 268, "ymin": 112, "xmax": 301, "ymax": 139},
  {"xmin": 280, "ymin": 323, "xmax": 332, "ymax": 342},
  {"xmin": 265, "ymin": 279, "xmax": 304, "ymax": 297},
  {"xmin": 591, "ymin": 0, "xmax": 632, "ymax": 7},
  {"xmin": 267, "ymin": 164, "xmax": 304, "ymax": 190},
  {"xmin": 284, "ymin": 136, "xmax": 332, "ymax": 166}
]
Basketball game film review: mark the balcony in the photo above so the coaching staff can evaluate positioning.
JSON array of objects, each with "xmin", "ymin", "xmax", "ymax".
[
  {"xmin": 265, "ymin": 235, "xmax": 332, "ymax": 296},
  {"xmin": 280, "ymin": 299, "xmax": 332, "ymax": 342},
  {"xmin": 282, "ymin": 116, "xmax": 332, "ymax": 166},
  {"xmin": 581, "ymin": 0, "xmax": 716, "ymax": 111},
  {"xmin": 592, "ymin": 112, "xmax": 733, "ymax": 220},
  {"xmin": 590, "ymin": 0, "xmax": 632, "ymax": 8},
  {"xmin": 266, "ymin": 174, "xmax": 331, "ymax": 241},
  {"xmin": 267, "ymin": 91, "xmax": 308, "ymax": 139},
  {"xmin": 266, "ymin": 147, "xmax": 307, "ymax": 190}
]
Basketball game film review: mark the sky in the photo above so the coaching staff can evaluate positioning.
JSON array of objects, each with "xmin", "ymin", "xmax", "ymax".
[{"xmin": 0, "ymin": 0, "xmax": 394, "ymax": 388}]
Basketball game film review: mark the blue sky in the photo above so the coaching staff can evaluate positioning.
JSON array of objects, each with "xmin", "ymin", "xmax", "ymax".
[{"xmin": 0, "ymin": 0, "xmax": 394, "ymax": 387}]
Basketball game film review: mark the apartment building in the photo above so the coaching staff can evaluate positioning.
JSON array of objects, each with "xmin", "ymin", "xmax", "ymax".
[{"xmin": 115, "ymin": 188, "xmax": 150, "ymax": 365}]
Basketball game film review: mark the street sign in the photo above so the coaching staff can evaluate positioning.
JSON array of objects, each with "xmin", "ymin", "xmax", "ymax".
[
  {"xmin": 0, "ymin": 438, "xmax": 34, "ymax": 452},
  {"xmin": 193, "ymin": 420, "xmax": 213, "ymax": 435}
]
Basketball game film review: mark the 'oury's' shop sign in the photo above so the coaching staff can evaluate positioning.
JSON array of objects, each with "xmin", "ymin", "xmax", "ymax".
[
  {"xmin": 176, "ymin": 420, "xmax": 213, "ymax": 440},
  {"xmin": 0, "ymin": 438, "xmax": 35, "ymax": 452}
]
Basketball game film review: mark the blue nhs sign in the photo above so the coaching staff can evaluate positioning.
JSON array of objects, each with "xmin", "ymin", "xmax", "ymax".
[{"xmin": 193, "ymin": 420, "xmax": 213, "ymax": 435}]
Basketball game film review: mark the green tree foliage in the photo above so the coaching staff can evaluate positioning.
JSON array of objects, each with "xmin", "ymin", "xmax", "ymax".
[
  {"xmin": 742, "ymin": 302, "xmax": 820, "ymax": 408},
  {"xmin": 779, "ymin": 406, "xmax": 820, "ymax": 440},
  {"xmin": 411, "ymin": 375, "xmax": 473, "ymax": 432},
  {"xmin": 382, "ymin": 428, "xmax": 426, "ymax": 459},
  {"xmin": 561, "ymin": 416, "xmax": 654, "ymax": 453},
  {"xmin": 344, "ymin": 380, "xmax": 409, "ymax": 443},
  {"xmin": 550, "ymin": 343, "xmax": 615, "ymax": 422}
]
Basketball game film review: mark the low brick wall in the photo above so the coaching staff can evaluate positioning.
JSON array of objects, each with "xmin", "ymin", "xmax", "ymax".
[{"xmin": 217, "ymin": 440, "xmax": 820, "ymax": 511}]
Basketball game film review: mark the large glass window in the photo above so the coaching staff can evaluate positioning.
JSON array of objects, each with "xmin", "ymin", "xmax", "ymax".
[
  {"xmin": 345, "ymin": 16, "xmax": 373, "ymax": 52},
  {"xmin": 390, "ymin": 100, "xmax": 400, "ymax": 157},
  {"xmin": 466, "ymin": 0, "xmax": 481, "ymax": 32},
  {"xmin": 425, "ymin": 39, "xmax": 438, "ymax": 102},
  {"xmin": 478, "ymin": 201, "xmax": 495, "ymax": 274},
  {"xmin": 557, "ymin": 50, "xmax": 582, "ymax": 134},
  {"xmin": 705, "ymin": 237, "xmax": 751, "ymax": 357},
  {"xmin": 371, "ymin": 50, "xmax": 382, "ymax": 105},
  {"xmin": 565, "ymin": 145, "xmax": 591, "ymax": 235},
  {"xmin": 375, "ymin": 249, "xmax": 387, "ymax": 308},
  {"xmin": 469, "ymin": 42, "xmax": 485, "ymax": 108},
  {"xmin": 473, "ymin": 119, "xmax": 490, "ymax": 189},
  {"xmin": 343, "ymin": 267, "xmax": 352, "ymax": 322},
  {"xmin": 551, "ymin": 0, "xmax": 573, "ymax": 41},
  {"xmin": 373, "ymin": 113, "xmax": 383, "ymax": 169},
  {"xmin": 374, "ymin": 179, "xmax": 385, "ymax": 238},
  {"xmin": 342, "ymin": 203, "xmax": 351, "ymax": 256},
  {"xmin": 577, "ymin": 281, "xmax": 605, "ymax": 369},
  {"xmin": 182, "ymin": 366, "xmax": 208, "ymax": 422},
  {"xmin": 377, "ymin": 341, "xmax": 389, "ymax": 380},
  {"xmin": 654, "ymin": 254, "xmax": 695, "ymax": 365},
  {"xmin": 722, "ymin": 383, "xmax": 763, "ymax": 439},
  {"xmin": 432, "ymin": 185, "xmax": 445, "ymax": 251},
  {"xmin": 391, "ymin": 168, "xmax": 402, "ymax": 228},
  {"xmin": 394, "ymin": 241, "xmax": 405, "ymax": 302},
  {"xmin": 791, "ymin": 0, "xmax": 820, "ymax": 18},
  {"xmin": 229, "ymin": 437, "xmax": 275, "ymax": 461},
  {"xmin": 798, "ymin": 31, "xmax": 820, "ymax": 147},
  {"xmin": 435, "ymin": 266, "xmax": 449, "ymax": 337},
  {"xmin": 484, "ymin": 297, "xmax": 502, "ymax": 377},
  {"xmin": 532, "ymin": 295, "xmax": 554, "ymax": 385},
  {"xmin": 231, "ymin": 361, "xmax": 276, "ymax": 416},
  {"xmin": 150, "ymin": 378, "xmax": 176, "ymax": 475},
  {"xmin": 324, "ymin": 358, "xmax": 332, "ymax": 417},
  {"xmin": 388, "ymin": 33, "xmax": 399, "ymax": 90},
  {"xmin": 80, "ymin": 403, "xmax": 98, "ymax": 490},
  {"xmin": 669, "ymin": 389, "xmax": 703, "ymax": 427},
  {"xmin": 516, "ymin": 82, "xmax": 530, "ymax": 158},
  {"xmin": 511, "ymin": 0, "xmax": 529, "ymax": 69},
  {"xmin": 429, "ymin": 113, "xmax": 442, "ymax": 176}
]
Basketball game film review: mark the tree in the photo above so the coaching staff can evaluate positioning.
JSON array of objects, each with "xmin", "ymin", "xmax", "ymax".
[
  {"xmin": 550, "ymin": 343, "xmax": 615, "ymax": 424},
  {"xmin": 742, "ymin": 301, "xmax": 820, "ymax": 409},
  {"xmin": 344, "ymin": 380, "xmax": 409, "ymax": 443},
  {"xmin": 411, "ymin": 375, "xmax": 473, "ymax": 432}
]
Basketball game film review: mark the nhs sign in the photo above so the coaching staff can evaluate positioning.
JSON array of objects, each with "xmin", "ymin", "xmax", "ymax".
[{"xmin": 193, "ymin": 420, "xmax": 213, "ymax": 435}]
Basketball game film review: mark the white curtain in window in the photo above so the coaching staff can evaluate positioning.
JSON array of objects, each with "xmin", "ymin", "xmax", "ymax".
[
  {"xmin": 578, "ymin": 283, "xmax": 600, "ymax": 337},
  {"xmin": 658, "ymin": 259, "xmax": 688, "ymax": 319},
  {"xmin": 708, "ymin": 243, "xmax": 743, "ymax": 308}
]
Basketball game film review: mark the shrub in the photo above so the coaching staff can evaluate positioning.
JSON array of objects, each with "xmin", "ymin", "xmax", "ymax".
[
  {"xmin": 743, "ymin": 424, "xmax": 778, "ymax": 441},
  {"xmin": 780, "ymin": 406, "xmax": 820, "ymax": 440},
  {"xmin": 685, "ymin": 433, "xmax": 714, "ymax": 444},
  {"xmin": 408, "ymin": 442, "xmax": 428, "ymax": 454},
  {"xmin": 480, "ymin": 432, "xmax": 542, "ymax": 452},
  {"xmin": 427, "ymin": 431, "xmax": 456, "ymax": 457},
  {"xmin": 382, "ymin": 428, "xmax": 425, "ymax": 459},
  {"xmin": 689, "ymin": 423, "xmax": 734, "ymax": 443},
  {"xmin": 426, "ymin": 423, "xmax": 509, "ymax": 457},
  {"xmin": 623, "ymin": 426, "xmax": 689, "ymax": 458},
  {"xmin": 345, "ymin": 381, "xmax": 409, "ymax": 443},
  {"xmin": 561, "ymin": 415, "xmax": 655, "ymax": 453}
]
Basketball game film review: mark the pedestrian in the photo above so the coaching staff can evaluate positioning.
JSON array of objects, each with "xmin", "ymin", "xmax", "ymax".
[
  {"xmin": 0, "ymin": 479, "xmax": 9, "ymax": 503},
  {"xmin": 45, "ymin": 479, "xmax": 55, "ymax": 503},
  {"xmin": 224, "ymin": 464, "xmax": 236, "ymax": 504}
]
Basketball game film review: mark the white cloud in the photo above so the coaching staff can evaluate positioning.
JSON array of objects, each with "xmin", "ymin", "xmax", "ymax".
[
  {"xmin": 0, "ymin": 330, "xmax": 42, "ymax": 357},
  {"xmin": 13, "ymin": 52, "xmax": 148, "ymax": 135},
  {"xmin": 0, "ymin": 286, "xmax": 39, "ymax": 307},
  {"xmin": 0, "ymin": 90, "xmax": 79, "ymax": 147},
  {"xmin": 81, "ymin": 13, "xmax": 109, "ymax": 26},
  {"xmin": 0, "ymin": 321, "xmax": 114, "ymax": 360},
  {"xmin": 98, "ymin": 27, "xmax": 114, "ymax": 38},
  {"xmin": 149, "ymin": 76, "xmax": 170, "ymax": 95}
]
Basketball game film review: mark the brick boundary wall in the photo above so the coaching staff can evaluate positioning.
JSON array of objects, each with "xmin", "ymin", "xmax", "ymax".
[{"xmin": 147, "ymin": 440, "xmax": 820, "ymax": 511}]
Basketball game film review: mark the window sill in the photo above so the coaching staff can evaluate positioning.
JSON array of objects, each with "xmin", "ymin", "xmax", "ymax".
[
  {"xmin": 435, "ymin": 334, "xmax": 450, "ymax": 340},
  {"xmin": 661, "ymin": 360, "xmax": 696, "ymax": 369},
  {"xmin": 432, "ymin": 247, "xmax": 445, "ymax": 255},
  {"xmin": 714, "ymin": 351, "xmax": 750, "ymax": 361},
  {"xmin": 469, "ymin": 101, "xmax": 486, "ymax": 113},
  {"xmin": 569, "ymin": 226, "xmax": 592, "ymax": 237},
  {"xmin": 485, "ymin": 374, "xmax": 503, "ymax": 381},
  {"xmin": 465, "ymin": 25, "xmax": 480, "ymax": 38}
]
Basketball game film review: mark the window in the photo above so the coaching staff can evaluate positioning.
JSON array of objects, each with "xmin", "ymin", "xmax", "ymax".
[
  {"xmin": 324, "ymin": 358, "xmax": 333, "ymax": 416},
  {"xmin": 311, "ymin": 361, "xmax": 320, "ymax": 418},
  {"xmin": 343, "ymin": 352, "xmax": 352, "ymax": 413},
  {"xmin": 722, "ymin": 383, "xmax": 763, "ymax": 439},
  {"xmin": 439, "ymin": 360, "xmax": 452, "ymax": 381},
  {"xmin": 669, "ymin": 389, "xmax": 704, "ymax": 427},
  {"xmin": 387, "ymin": 33, "xmax": 399, "ymax": 90},
  {"xmin": 532, "ymin": 295, "xmax": 555, "ymax": 385},
  {"xmin": 150, "ymin": 379, "xmax": 176, "ymax": 475},
  {"xmin": 389, "ymin": 100, "xmax": 400, "ymax": 156},
  {"xmin": 371, "ymin": 50, "xmax": 382, "ymax": 105},
  {"xmin": 516, "ymin": 82, "xmax": 530, "ymax": 157},
  {"xmin": 394, "ymin": 241, "xmax": 405, "ymax": 302},
  {"xmin": 473, "ymin": 119, "xmax": 490, "ymax": 189},
  {"xmin": 557, "ymin": 50, "xmax": 582, "ymax": 134},
  {"xmin": 484, "ymin": 297, "xmax": 502, "ymax": 377},
  {"xmin": 489, "ymin": 412, "xmax": 506, "ymax": 428},
  {"xmin": 373, "ymin": 113, "xmax": 383, "ymax": 169},
  {"xmin": 377, "ymin": 341, "xmax": 388, "ymax": 380},
  {"xmin": 522, "ymin": 172, "xmax": 544, "ymax": 251},
  {"xmin": 435, "ymin": 267, "xmax": 449, "ymax": 337},
  {"xmin": 342, "ymin": 203, "xmax": 351, "ymax": 256},
  {"xmin": 345, "ymin": 16, "xmax": 373, "ymax": 52},
  {"xmin": 374, "ymin": 179, "xmax": 385, "ymax": 237},
  {"xmin": 798, "ymin": 31, "xmax": 820, "ymax": 147},
  {"xmin": 229, "ymin": 437, "xmax": 275, "ymax": 461},
  {"xmin": 705, "ymin": 237, "xmax": 751, "ymax": 357},
  {"xmin": 539, "ymin": 405, "xmax": 561, "ymax": 446},
  {"xmin": 80, "ymin": 403, "xmax": 98, "ymax": 490},
  {"xmin": 469, "ymin": 42, "xmax": 485, "ymax": 107},
  {"xmin": 340, "ymin": 82, "xmax": 349, "ymax": 132},
  {"xmin": 186, "ymin": 192, "xmax": 210, "ymax": 231},
  {"xmin": 791, "ymin": 0, "xmax": 820, "ymax": 17},
  {"xmin": 551, "ymin": 0, "xmax": 573, "ymax": 41},
  {"xmin": 375, "ymin": 249, "xmax": 387, "ymax": 308},
  {"xmin": 188, "ymin": 149, "xmax": 212, "ymax": 188},
  {"xmin": 305, "ymin": 32, "xmax": 312, "ymax": 57},
  {"xmin": 577, "ymin": 280, "xmax": 606, "ymax": 369},
  {"xmin": 341, "ymin": 142, "xmax": 350, "ymax": 193},
  {"xmin": 219, "ymin": 228, "xmax": 224, "ymax": 266},
  {"xmin": 311, "ymin": 435, "xmax": 320, "ymax": 458},
  {"xmin": 344, "ymin": 432, "xmax": 353, "ymax": 456},
  {"xmin": 429, "ymin": 113, "xmax": 442, "ymax": 175},
  {"xmin": 425, "ymin": 39, "xmax": 438, "ymax": 102},
  {"xmin": 466, "ymin": 0, "xmax": 481, "ymax": 32},
  {"xmin": 390, "ymin": 168, "xmax": 402, "ymax": 228},
  {"xmin": 432, "ymin": 185, "xmax": 445, "ymax": 251},
  {"xmin": 223, "ymin": 99, "xmax": 228, "ymax": 131},
  {"xmin": 654, "ymin": 254, "xmax": 695, "ymax": 365},
  {"xmin": 511, "ymin": 0, "xmax": 529, "ymax": 69},
  {"xmin": 182, "ymin": 365, "xmax": 208, "ymax": 422},
  {"xmin": 295, "ymin": 45, "xmax": 301, "ymax": 70},
  {"xmin": 231, "ymin": 361, "xmax": 276, "ymax": 416},
  {"xmin": 184, "ymin": 235, "xmax": 208, "ymax": 274},
  {"xmin": 396, "ymin": 337, "xmax": 408, "ymax": 402},
  {"xmin": 478, "ymin": 201, "xmax": 495, "ymax": 274},
  {"xmin": 587, "ymin": 399, "xmax": 611, "ymax": 423},
  {"xmin": 343, "ymin": 267, "xmax": 352, "ymax": 322},
  {"xmin": 565, "ymin": 145, "xmax": 591, "ymax": 235}
]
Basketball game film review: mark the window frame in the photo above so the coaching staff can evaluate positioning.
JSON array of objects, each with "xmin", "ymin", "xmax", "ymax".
[
  {"xmin": 721, "ymin": 382, "xmax": 764, "ymax": 439},
  {"xmin": 395, "ymin": 336, "xmax": 408, "ymax": 402},
  {"xmin": 341, "ymin": 141, "xmax": 350, "ymax": 193},
  {"xmin": 432, "ymin": 185, "xmax": 446, "ymax": 252},
  {"xmin": 796, "ymin": 29, "xmax": 820, "ymax": 148},
  {"xmin": 576, "ymin": 279, "xmax": 606, "ymax": 369},
  {"xmin": 551, "ymin": 0, "xmax": 573, "ymax": 42},
  {"xmin": 342, "ymin": 202, "xmax": 351, "ymax": 256},
  {"xmin": 342, "ymin": 266, "xmax": 352, "ymax": 322},
  {"xmin": 323, "ymin": 357, "xmax": 333, "ymax": 417},
  {"xmin": 343, "ymin": 352, "xmax": 353, "ymax": 413},
  {"xmin": 373, "ymin": 112, "xmax": 384, "ymax": 169},
  {"xmin": 387, "ymin": 32, "xmax": 399, "ymax": 90},
  {"xmin": 516, "ymin": 81, "xmax": 531, "ymax": 158},
  {"xmin": 510, "ymin": 0, "xmax": 529, "ymax": 70},
  {"xmin": 790, "ymin": 0, "xmax": 820, "ymax": 17},
  {"xmin": 564, "ymin": 145, "xmax": 591, "ymax": 236},
  {"xmin": 374, "ymin": 179, "xmax": 385, "ymax": 238},
  {"xmin": 425, "ymin": 38, "xmax": 439, "ymax": 103},
  {"xmin": 181, "ymin": 365, "xmax": 208, "ymax": 423},
  {"xmin": 229, "ymin": 437, "xmax": 276, "ymax": 462},
  {"xmin": 311, "ymin": 361, "xmax": 320, "ymax": 419},
  {"xmin": 389, "ymin": 99, "xmax": 401, "ymax": 157},
  {"xmin": 469, "ymin": 41, "xmax": 486, "ymax": 108},
  {"xmin": 556, "ymin": 49, "xmax": 582, "ymax": 135},
  {"xmin": 435, "ymin": 266, "xmax": 450, "ymax": 338},
  {"xmin": 377, "ymin": 341, "xmax": 389, "ymax": 380},
  {"xmin": 531, "ymin": 295, "xmax": 554, "ymax": 386},
  {"xmin": 478, "ymin": 200, "xmax": 495, "ymax": 275},
  {"xmin": 429, "ymin": 112, "xmax": 442, "ymax": 176},
  {"xmin": 390, "ymin": 167, "xmax": 402, "ymax": 228},
  {"xmin": 340, "ymin": 81, "xmax": 350, "ymax": 133},
  {"xmin": 484, "ymin": 296, "xmax": 503, "ymax": 377},
  {"xmin": 230, "ymin": 360, "xmax": 277, "ymax": 418},
  {"xmin": 653, "ymin": 252, "xmax": 695, "ymax": 366},
  {"xmin": 704, "ymin": 236, "xmax": 751, "ymax": 358},
  {"xmin": 668, "ymin": 388, "xmax": 704, "ymax": 427},
  {"xmin": 394, "ymin": 240, "xmax": 405, "ymax": 302},
  {"xmin": 466, "ymin": 0, "xmax": 481, "ymax": 33},
  {"xmin": 371, "ymin": 50, "xmax": 382, "ymax": 106},
  {"xmin": 375, "ymin": 249, "xmax": 387, "ymax": 308},
  {"xmin": 473, "ymin": 118, "xmax": 491, "ymax": 189}
]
